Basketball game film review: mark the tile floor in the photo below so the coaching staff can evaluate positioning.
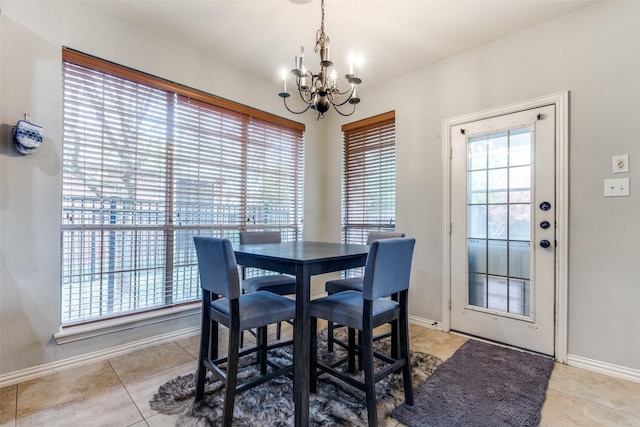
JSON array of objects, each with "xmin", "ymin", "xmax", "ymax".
[{"xmin": 2, "ymin": 323, "xmax": 640, "ymax": 427}]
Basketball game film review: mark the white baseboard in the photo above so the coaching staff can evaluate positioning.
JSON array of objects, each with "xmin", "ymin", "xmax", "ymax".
[
  {"xmin": 567, "ymin": 354, "xmax": 640, "ymax": 384},
  {"xmin": 5, "ymin": 318, "xmax": 637, "ymax": 388},
  {"xmin": 409, "ymin": 315, "xmax": 640, "ymax": 385},
  {"xmin": 2, "ymin": 315, "xmax": 439, "ymax": 388},
  {"xmin": 408, "ymin": 314, "xmax": 444, "ymax": 331},
  {"xmin": 0, "ymin": 326, "xmax": 200, "ymax": 388}
]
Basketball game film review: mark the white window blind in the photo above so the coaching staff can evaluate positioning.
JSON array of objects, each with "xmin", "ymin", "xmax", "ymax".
[
  {"xmin": 61, "ymin": 49, "xmax": 304, "ymax": 325},
  {"xmin": 341, "ymin": 112, "xmax": 396, "ymax": 246}
]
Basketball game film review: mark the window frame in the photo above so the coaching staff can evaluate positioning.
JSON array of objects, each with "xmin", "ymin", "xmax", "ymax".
[
  {"xmin": 341, "ymin": 111, "xmax": 397, "ymax": 248},
  {"xmin": 60, "ymin": 48, "xmax": 304, "ymax": 327}
]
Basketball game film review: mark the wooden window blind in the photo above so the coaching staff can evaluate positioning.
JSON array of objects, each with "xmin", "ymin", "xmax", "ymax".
[
  {"xmin": 341, "ymin": 111, "xmax": 396, "ymax": 247},
  {"xmin": 61, "ymin": 49, "xmax": 304, "ymax": 324}
]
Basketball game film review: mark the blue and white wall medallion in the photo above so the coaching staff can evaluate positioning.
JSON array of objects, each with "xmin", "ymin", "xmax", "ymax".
[{"xmin": 13, "ymin": 120, "xmax": 43, "ymax": 155}]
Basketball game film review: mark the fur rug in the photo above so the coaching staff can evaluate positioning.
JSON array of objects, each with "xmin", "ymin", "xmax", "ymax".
[{"xmin": 150, "ymin": 329, "xmax": 442, "ymax": 426}]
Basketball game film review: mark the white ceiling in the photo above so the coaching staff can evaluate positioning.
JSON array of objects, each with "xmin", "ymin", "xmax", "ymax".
[{"xmin": 87, "ymin": 0, "xmax": 595, "ymax": 87}]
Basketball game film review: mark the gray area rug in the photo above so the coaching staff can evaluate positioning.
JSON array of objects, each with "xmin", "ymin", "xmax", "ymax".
[
  {"xmin": 392, "ymin": 339, "xmax": 555, "ymax": 427},
  {"xmin": 150, "ymin": 329, "xmax": 442, "ymax": 426}
]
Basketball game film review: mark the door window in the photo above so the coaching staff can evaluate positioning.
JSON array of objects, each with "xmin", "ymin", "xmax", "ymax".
[{"xmin": 467, "ymin": 128, "xmax": 532, "ymax": 317}]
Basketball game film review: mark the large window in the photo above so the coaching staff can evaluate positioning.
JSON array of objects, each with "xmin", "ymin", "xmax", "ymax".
[
  {"xmin": 61, "ymin": 49, "xmax": 304, "ymax": 325},
  {"xmin": 341, "ymin": 111, "xmax": 396, "ymax": 246}
]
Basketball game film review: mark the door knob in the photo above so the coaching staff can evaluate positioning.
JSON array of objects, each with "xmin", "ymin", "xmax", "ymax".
[
  {"xmin": 539, "ymin": 201, "xmax": 551, "ymax": 211},
  {"xmin": 539, "ymin": 240, "xmax": 551, "ymax": 248},
  {"xmin": 540, "ymin": 221, "xmax": 551, "ymax": 229}
]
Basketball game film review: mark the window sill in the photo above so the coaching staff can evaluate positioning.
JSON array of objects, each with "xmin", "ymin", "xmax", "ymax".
[{"xmin": 54, "ymin": 303, "xmax": 201, "ymax": 344}]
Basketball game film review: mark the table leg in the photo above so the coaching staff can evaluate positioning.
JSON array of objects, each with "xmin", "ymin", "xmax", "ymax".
[{"xmin": 293, "ymin": 264, "xmax": 310, "ymax": 427}]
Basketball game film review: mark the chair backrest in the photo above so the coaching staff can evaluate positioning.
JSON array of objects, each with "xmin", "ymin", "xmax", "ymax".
[
  {"xmin": 239, "ymin": 231, "xmax": 282, "ymax": 245},
  {"xmin": 193, "ymin": 236, "xmax": 241, "ymax": 299},
  {"xmin": 362, "ymin": 238, "xmax": 416, "ymax": 300},
  {"xmin": 366, "ymin": 231, "xmax": 406, "ymax": 245}
]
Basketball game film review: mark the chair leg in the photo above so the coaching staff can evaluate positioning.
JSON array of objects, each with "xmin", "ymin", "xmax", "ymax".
[
  {"xmin": 399, "ymin": 302, "xmax": 414, "ymax": 405},
  {"xmin": 357, "ymin": 328, "xmax": 364, "ymax": 371},
  {"xmin": 276, "ymin": 321, "xmax": 282, "ymax": 340},
  {"xmin": 240, "ymin": 289, "xmax": 246, "ymax": 348},
  {"xmin": 195, "ymin": 316, "xmax": 211, "ymax": 402},
  {"xmin": 211, "ymin": 320, "xmax": 219, "ymax": 360},
  {"xmin": 310, "ymin": 317, "xmax": 318, "ymax": 393},
  {"xmin": 347, "ymin": 327, "xmax": 357, "ymax": 373},
  {"xmin": 223, "ymin": 328, "xmax": 241, "ymax": 427},
  {"xmin": 327, "ymin": 289, "xmax": 335, "ymax": 352},
  {"xmin": 327, "ymin": 321, "xmax": 335, "ymax": 352},
  {"xmin": 258, "ymin": 326, "xmax": 268, "ymax": 375},
  {"xmin": 391, "ymin": 293, "xmax": 400, "ymax": 359},
  {"xmin": 361, "ymin": 326, "xmax": 377, "ymax": 427}
]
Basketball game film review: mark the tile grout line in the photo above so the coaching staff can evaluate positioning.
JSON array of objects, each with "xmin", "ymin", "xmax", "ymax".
[
  {"xmin": 113, "ymin": 357, "xmax": 148, "ymax": 427},
  {"xmin": 547, "ymin": 386, "xmax": 640, "ymax": 421}
]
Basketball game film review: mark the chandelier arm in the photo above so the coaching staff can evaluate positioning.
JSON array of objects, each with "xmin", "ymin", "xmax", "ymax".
[
  {"xmin": 333, "ymin": 85, "xmax": 356, "ymax": 98},
  {"xmin": 331, "ymin": 94, "xmax": 356, "ymax": 107},
  {"xmin": 331, "ymin": 102, "xmax": 357, "ymax": 117},
  {"xmin": 282, "ymin": 97, "xmax": 313, "ymax": 115},
  {"xmin": 295, "ymin": 72, "xmax": 317, "ymax": 104},
  {"xmin": 297, "ymin": 87, "xmax": 314, "ymax": 104}
]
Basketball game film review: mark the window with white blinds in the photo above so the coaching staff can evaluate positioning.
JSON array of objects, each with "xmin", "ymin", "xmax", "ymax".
[
  {"xmin": 341, "ymin": 111, "xmax": 396, "ymax": 247},
  {"xmin": 61, "ymin": 49, "xmax": 304, "ymax": 325}
]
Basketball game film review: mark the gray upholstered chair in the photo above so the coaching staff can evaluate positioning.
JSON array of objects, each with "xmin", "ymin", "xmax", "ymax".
[
  {"xmin": 239, "ymin": 231, "xmax": 296, "ymax": 341},
  {"xmin": 193, "ymin": 236, "xmax": 295, "ymax": 427},
  {"xmin": 325, "ymin": 231, "xmax": 406, "ymax": 351},
  {"xmin": 310, "ymin": 237, "xmax": 416, "ymax": 427}
]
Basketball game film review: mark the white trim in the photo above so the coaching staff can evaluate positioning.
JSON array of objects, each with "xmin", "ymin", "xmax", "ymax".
[
  {"xmin": 408, "ymin": 314, "xmax": 444, "ymax": 331},
  {"xmin": 442, "ymin": 109, "xmax": 453, "ymax": 334},
  {"xmin": 3, "ymin": 314, "xmax": 437, "ymax": 388},
  {"xmin": 9, "ymin": 322, "xmax": 637, "ymax": 392},
  {"xmin": 442, "ymin": 91, "xmax": 569, "ymax": 363},
  {"xmin": 554, "ymin": 92, "xmax": 570, "ymax": 364},
  {"xmin": 54, "ymin": 304, "xmax": 200, "ymax": 344},
  {"xmin": 1, "ymin": 326, "xmax": 200, "ymax": 388},
  {"xmin": 567, "ymin": 354, "xmax": 640, "ymax": 384}
]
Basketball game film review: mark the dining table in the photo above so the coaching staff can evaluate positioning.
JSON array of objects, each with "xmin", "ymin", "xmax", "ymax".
[{"xmin": 234, "ymin": 240, "xmax": 370, "ymax": 427}]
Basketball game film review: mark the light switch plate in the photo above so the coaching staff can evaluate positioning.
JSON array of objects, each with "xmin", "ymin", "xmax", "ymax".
[
  {"xmin": 604, "ymin": 178, "xmax": 629, "ymax": 197},
  {"xmin": 612, "ymin": 154, "xmax": 629, "ymax": 173}
]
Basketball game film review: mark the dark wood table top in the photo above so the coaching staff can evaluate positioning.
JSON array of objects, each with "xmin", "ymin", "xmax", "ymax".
[
  {"xmin": 235, "ymin": 240, "xmax": 369, "ymax": 261},
  {"xmin": 234, "ymin": 241, "xmax": 370, "ymax": 275}
]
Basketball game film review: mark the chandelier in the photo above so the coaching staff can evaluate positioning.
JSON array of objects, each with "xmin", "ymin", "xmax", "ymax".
[{"xmin": 278, "ymin": 0, "xmax": 362, "ymax": 120}]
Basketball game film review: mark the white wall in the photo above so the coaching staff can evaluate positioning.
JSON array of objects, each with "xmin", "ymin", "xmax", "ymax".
[
  {"xmin": 1, "ymin": 0, "xmax": 639, "ymax": 378},
  {"xmin": 326, "ymin": 1, "xmax": 640, "ymax": 370},
  {"xmin": 0, "ymin": 0, "xmax": 322, "ymax": 375}
]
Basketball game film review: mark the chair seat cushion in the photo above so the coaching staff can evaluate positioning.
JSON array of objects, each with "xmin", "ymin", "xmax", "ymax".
[
  {"xmin": 325, "ymin": 277, "xmax": 363, "ymax": 294},
  {"xmin": 242, "ymin": 275, "xmax": 296, "ymax": 295},
  {"xmin": 310, "ymin": 290, "xmax": 399, "ymax": 331},
  {"xmin": 211, "ymin": 291, "xmax": 295, "ymax": 331}
]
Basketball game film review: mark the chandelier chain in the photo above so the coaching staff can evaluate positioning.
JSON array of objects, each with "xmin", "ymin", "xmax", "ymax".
[{"xmin": 316, "ymin": 0, "xmax": 326, "ymax": 52}]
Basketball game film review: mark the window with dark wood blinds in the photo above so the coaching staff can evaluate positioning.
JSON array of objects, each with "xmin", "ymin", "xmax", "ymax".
[
  {"xmin": 341, "ymin": 111, "xmax": 396, "ymax": 248},
  {"xmin": 61, "ymin": 48, "xmax": 304, "ymax": 324}
]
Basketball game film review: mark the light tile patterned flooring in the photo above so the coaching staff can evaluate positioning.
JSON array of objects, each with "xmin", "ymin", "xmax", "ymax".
[{"xmin": 2, "ymin": 322, "xmax": 640, "ymax": 426}]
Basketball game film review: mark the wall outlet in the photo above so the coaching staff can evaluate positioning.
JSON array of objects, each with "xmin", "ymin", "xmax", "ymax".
[
  {"xmin": 604, "ymin": 178, "xmax": 629, "ymax": 197},
  {"xmin": 612, "ymin": 154, "xmax": 629, "ymax": 173}
]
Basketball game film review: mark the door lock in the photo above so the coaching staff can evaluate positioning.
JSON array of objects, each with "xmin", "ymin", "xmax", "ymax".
[
  {"xmin": 539, "ymin": 201, "xmax": 551, "ymax": 211},
  {"xmin": 539, "ymin": 240, "xmax": 551, "ymax": 248},
  {"xmin": 540, "ymin": 220, "xmax": 551, "ymax": 229}
]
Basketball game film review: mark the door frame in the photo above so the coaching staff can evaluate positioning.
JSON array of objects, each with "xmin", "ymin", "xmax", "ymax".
[{"xmin": 442, "ymin": 92, "xmax": 569, "ymax": 363}]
